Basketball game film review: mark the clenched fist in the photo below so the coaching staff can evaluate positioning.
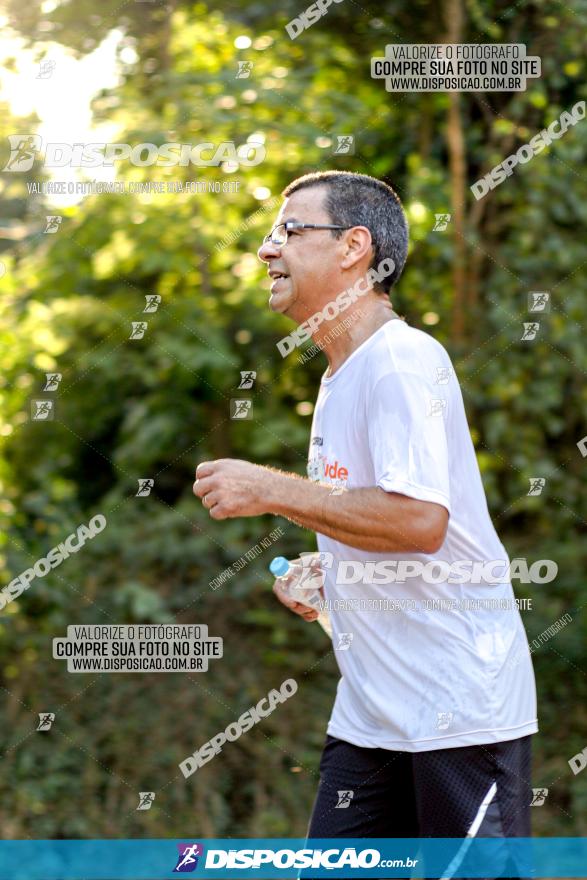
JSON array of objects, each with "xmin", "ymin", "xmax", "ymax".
[{"xmin": 193, "ymin": 458, "xmax": 279, "ymax": 520}]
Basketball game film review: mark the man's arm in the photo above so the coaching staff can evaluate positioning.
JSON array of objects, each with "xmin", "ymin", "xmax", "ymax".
[
  {"xmin": 193, "ymin": 459, "xmax": 448, "ymax": 554},
  {"xmin": 269, "ymin": 471, "xmax": 448, "ymax": 553}
]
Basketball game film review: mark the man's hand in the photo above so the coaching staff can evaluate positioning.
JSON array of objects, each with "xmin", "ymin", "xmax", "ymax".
[
  {"xmin": 272, "ymin": 565, "xmax": 321, "ymax": 623},
  {"xmin": 193, "ymin": 458, "xmax": 277, "ymax": 520}
]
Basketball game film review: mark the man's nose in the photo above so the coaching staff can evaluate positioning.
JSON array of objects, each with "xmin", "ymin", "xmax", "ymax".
[{"xmin": 257, "ymin": 239, "xmax": 282, "ymax": 262}]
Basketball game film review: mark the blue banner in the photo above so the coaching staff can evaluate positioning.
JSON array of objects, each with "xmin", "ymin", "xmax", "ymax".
[{"xmin": 0, "ymin": 837, "xmax": 586, "ymax": 879}]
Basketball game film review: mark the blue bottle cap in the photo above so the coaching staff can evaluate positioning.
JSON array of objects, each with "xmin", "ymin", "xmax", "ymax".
[{"xmin": 269, "ymin": 556, "xmax": 290, "ymax": 577}]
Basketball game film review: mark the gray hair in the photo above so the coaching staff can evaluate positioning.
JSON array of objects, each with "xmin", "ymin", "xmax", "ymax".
[{"xmin": 282, "ymin": 170, "xmax": 409, "ymax": 294}]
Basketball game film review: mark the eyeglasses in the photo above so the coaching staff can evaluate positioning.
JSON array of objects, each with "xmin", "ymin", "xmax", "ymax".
[{"xmin": 262, "ymin": 221, "xmax": 352, "ymax": 247}]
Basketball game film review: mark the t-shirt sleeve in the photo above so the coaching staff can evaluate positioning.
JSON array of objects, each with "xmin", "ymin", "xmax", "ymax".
[{"xmin": 367, "ymin": 371, "xmax": 451, "ymax": 513}]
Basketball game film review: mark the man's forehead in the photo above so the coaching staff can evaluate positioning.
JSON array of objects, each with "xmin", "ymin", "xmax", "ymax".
[{"xmin": 276, "ymin": 185, "xmax": 329, "ymax": 222}]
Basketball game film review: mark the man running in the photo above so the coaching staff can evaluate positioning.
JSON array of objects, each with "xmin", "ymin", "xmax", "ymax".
[{"xmin": 193, "ymin": 171, "xmax": 537, "ymax": 872}]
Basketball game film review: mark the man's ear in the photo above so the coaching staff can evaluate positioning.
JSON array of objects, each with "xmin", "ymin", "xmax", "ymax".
[{"xmin": 339, "ymin": 226, "xmax": 373, "ymax": 271}]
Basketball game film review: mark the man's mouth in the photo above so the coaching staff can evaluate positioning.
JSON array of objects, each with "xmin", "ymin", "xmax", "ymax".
[{"xmin": 269, "ymin": 271, "xmax": 290, "ymax": 293}]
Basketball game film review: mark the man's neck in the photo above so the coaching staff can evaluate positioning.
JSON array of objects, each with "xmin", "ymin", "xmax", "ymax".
[{"xmin": 315, "ymin": 297, "xmax": 401, "ymax": 378}]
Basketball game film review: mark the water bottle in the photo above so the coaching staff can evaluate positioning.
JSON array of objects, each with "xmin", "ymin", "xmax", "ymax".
[{"xmin": 269, "ymin": 555, "xmax": 332, "ymax": 638}]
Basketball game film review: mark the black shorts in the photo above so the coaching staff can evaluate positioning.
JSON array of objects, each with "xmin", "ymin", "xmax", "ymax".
[{"xmin": 304, "ymin": 733, "xmax": 533, "ymax": 879}]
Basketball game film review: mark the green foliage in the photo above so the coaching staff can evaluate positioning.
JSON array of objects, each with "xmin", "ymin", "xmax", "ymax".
[{"xmin": 0, "ymin": 0, "xmax": 586, "ymax": 839}]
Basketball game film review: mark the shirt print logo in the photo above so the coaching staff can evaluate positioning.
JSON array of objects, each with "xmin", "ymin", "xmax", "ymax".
[{"xmin": 307, "ymin": 452, "xmax": 349, "ymax": 495}]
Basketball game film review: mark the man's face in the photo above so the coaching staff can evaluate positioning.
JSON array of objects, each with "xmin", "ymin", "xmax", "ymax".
[{"xmin": 257, "ymin": 186, "xmax": 346, "ymax": 321}]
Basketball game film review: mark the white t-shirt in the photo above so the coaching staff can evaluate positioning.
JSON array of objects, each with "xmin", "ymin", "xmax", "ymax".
[{"xmin": 308, "ymin": 318, "xmax": 538, "ymax": 751}]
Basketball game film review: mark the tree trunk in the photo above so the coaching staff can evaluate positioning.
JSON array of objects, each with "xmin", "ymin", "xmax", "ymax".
[{"xmin": 444, "ymin": 0, "xmax": 468, "ymax": 344}]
